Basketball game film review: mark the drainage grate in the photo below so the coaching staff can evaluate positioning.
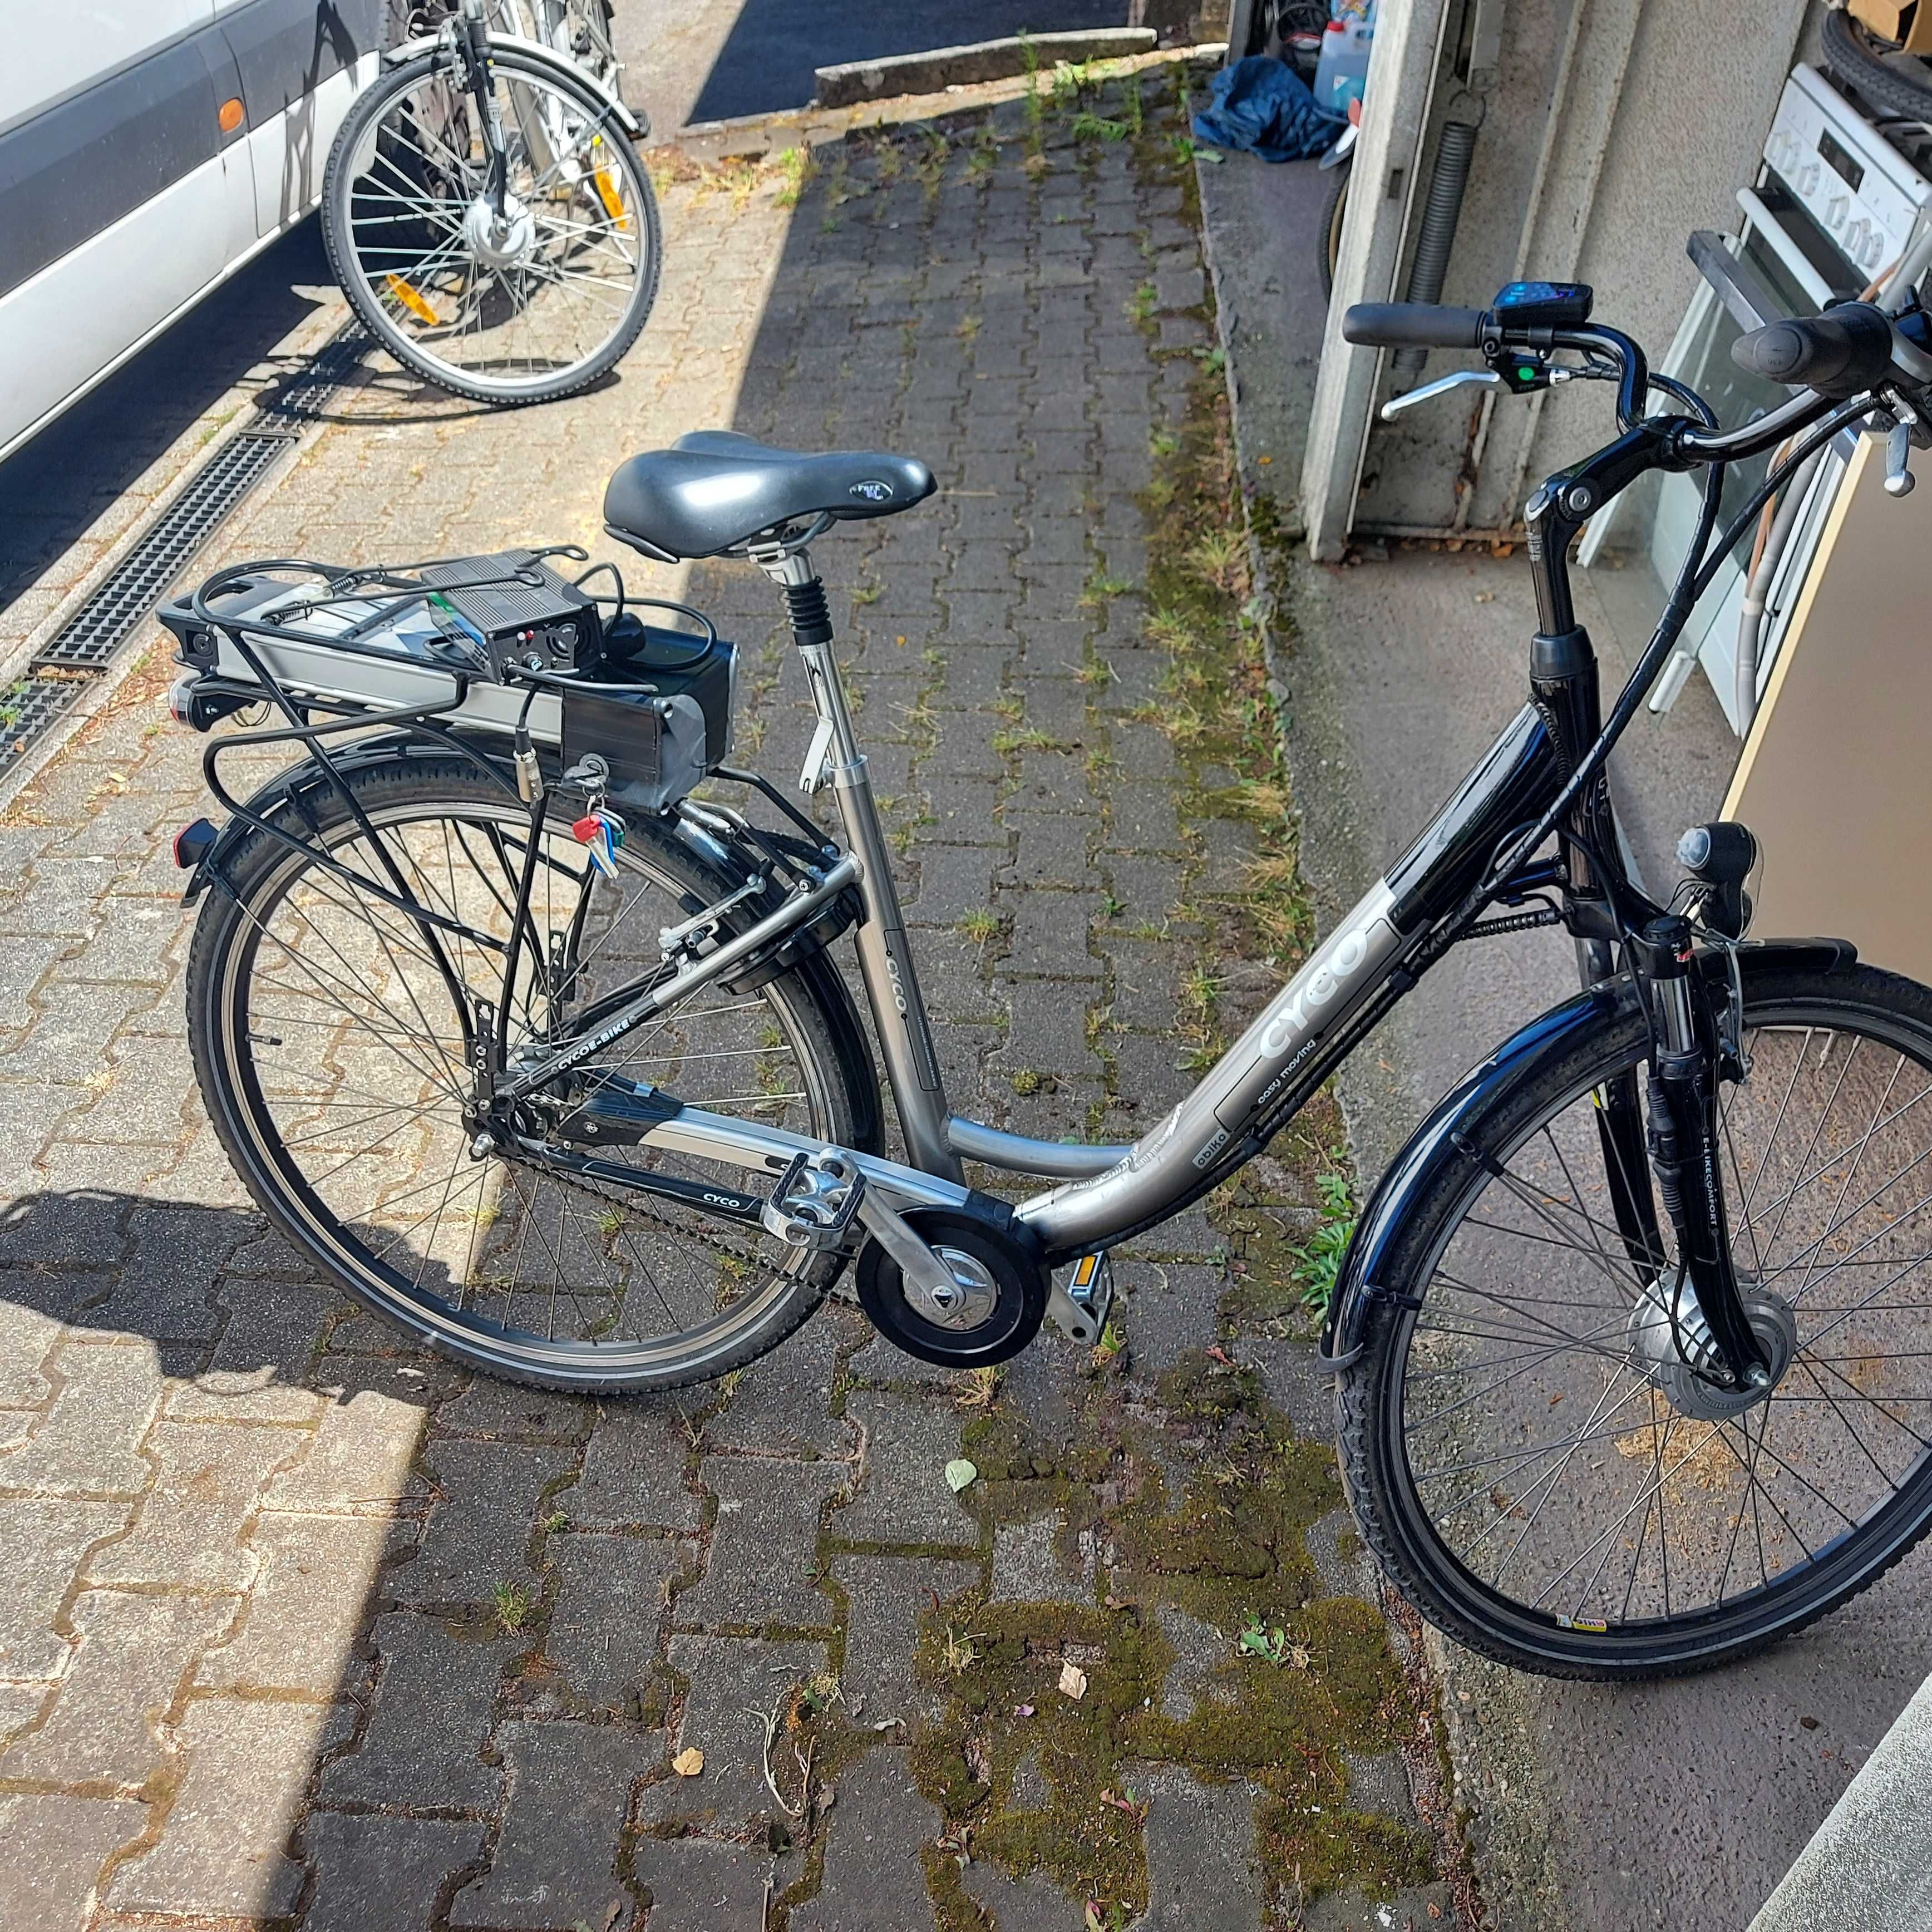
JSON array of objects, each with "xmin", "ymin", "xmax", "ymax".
[
  {"xmin": 0, "ymin": 322, "xmax": 369, "ymax": 782},
  {"xmin": 36, "ymin": 431, "xmax": 293, "ymax": 670},
  {"xmin": 260, "ymin": 323, "xmax": 372, "ymax": 424},
  {"xmin": 0, "ymin": 674, "xmax": 91, "ymax": 774}
]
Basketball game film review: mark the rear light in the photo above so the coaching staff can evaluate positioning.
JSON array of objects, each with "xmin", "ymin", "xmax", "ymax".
[
  {"xmin": 167, "ymin": 673, "xmax": 199, "ymax": 726},
  {"xmin": 173, "ymin": 819, "xmax": 218, "ymax": 870}
]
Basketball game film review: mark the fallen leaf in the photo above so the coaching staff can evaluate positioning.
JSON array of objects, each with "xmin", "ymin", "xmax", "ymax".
[
  {"xmin": 944, "ymin": 1458, "xmax": 979, "ymax": 1494},
  {"xmin": 1205, "ymin": 1344, "xmax": 1235, "ymax": 1366},
  {"xmin": 1058, "ymin": 1661, "xmax": 1088, "ymax": 1701},
  {"xmin": 671, "ymin": 1747, "xmax": 704, "ymax": 1777}
]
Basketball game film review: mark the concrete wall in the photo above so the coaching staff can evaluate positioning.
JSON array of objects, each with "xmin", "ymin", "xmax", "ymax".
[{"xmin": 1349, "ymin": 0, "xmax": 1815, "ymax": 538}]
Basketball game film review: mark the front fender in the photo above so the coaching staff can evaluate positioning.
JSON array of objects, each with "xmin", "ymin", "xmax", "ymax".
[
  {"xmin": 1315, "ymin": 938, "xmax": 1860, "ymax": 1374},
  {"xmin": 383, "ymin": 31, "xmax": 645, "ymax": 139}
]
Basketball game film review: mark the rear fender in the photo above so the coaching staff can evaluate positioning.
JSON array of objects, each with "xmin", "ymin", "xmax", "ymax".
[
  {"xmin": 1315, "ymin": 938, "xmax": 1859, "ymax": 1374},
  {"xmin": 179, "ymin": 733, "xmax": 465, "ymax": 906}
]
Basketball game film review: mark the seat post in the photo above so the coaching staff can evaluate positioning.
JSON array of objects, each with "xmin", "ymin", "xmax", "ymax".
[{"xmin": 751, "ymin": 547, "xmax": 962, "ymax": 1182}]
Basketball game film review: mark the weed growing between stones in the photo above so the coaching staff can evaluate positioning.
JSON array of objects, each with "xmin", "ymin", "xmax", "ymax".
[
  {"xmin": 904, "ymin": 1350, "xmax": 1432, "ymax": 1926},
  {"xmin": 1102, "ymin": 106, "xmax": 1357, "ymax": 1345}
]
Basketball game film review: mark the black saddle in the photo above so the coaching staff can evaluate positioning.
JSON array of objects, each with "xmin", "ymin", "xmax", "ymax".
[{"xmin": 603, "ymin": 431, "xmax": 935, "ymax": 560}]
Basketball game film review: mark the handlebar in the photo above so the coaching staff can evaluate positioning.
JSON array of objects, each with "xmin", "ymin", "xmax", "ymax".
[
  {"xmin": 1342, "ymin": 303, "xmax": 1489, "ymax": 350},
  {"xmin": 1731, "ymin": 303, "xmax": 1897, "ymax": 397},
  {"xmin": 1344, "ymin": 296, "xmax": 1932, "ymax": 470}
]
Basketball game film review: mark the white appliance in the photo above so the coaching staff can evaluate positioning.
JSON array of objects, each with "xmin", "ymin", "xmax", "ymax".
[{"xmin": 1578, "ymin": 64, "xmax": 1932, "ymax": 732}]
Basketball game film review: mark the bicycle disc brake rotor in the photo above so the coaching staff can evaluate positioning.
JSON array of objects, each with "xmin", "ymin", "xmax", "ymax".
[
  {"xmin": 1626, "ymin": 1265, "xmax": 1798, "ymax": 1421},
  {"xmin": 855, "ymin": 1208, "xmax": 1047, "ymax": 1368}
]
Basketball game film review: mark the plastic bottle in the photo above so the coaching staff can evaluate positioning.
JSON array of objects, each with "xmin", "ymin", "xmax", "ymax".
[{"xmin": 1313, "ymin": 18, "xmax": 1374, "ymax": 115}]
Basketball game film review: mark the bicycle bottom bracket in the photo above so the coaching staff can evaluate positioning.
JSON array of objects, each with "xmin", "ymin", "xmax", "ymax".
[{"xmin": 1625, "ymin": 1266, "xmax": 1797, "ymax": 1421}]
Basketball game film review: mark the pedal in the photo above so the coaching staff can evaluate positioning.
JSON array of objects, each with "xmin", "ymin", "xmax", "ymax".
[
  {"xmin": 1046, "ymin": 1251, "xmax": 1113, "ymax": 1346},
  {"xmin": 762, "ymin": 1149, "xmax": 863, "ymax": 1248}
]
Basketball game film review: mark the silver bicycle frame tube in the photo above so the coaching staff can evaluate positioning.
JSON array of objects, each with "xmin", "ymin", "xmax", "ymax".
[
  {"xmin": 1015, "ymin": 879, "xmax": 1405, "ymax": 1253},
  {"xmin": 613, "ymin": 876, "xmax": 1405, "ymax": 1256},
  {"xmin": 779, "ymin": 551, "xmax": 963, "ymax": 1182}
]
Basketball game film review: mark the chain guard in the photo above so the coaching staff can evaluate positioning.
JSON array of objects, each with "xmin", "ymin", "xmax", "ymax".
[{"xmin": 854, "ymin": 1207, "xmax": 1047, "ymax": 1367}]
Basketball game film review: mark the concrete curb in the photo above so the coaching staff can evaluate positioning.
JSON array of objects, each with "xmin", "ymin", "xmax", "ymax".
[
  {"xmin": 1747, "ymin": 1668, "xmax": 1932, "ymax": 1930},
  {"xmin": 814, "ymin": 28, "xmax": 1157, "ymax": 109},
  {"xmin": 666, "ymin": 43, "xmax": 1226, "ymax": 159}
]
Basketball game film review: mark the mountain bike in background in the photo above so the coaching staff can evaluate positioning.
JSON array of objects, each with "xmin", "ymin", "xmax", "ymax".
[{"xmin": 323, "ymin": 0, "xmax": 659, "ymax": 405}]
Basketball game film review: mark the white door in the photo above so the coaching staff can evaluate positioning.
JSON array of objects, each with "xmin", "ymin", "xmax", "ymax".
[{"xmin": 215, "ymin": 0, "xmax": 385, "ymax": 239}]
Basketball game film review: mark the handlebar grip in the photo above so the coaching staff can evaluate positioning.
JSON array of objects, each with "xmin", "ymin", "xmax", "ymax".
[
  {"xmin": 1343, "ymin": 303, "xmax": 1490, "ymax": 350},
  {"xmin": 1732, "ymin": 303, "xmax": 1896, "ymax": 398}
]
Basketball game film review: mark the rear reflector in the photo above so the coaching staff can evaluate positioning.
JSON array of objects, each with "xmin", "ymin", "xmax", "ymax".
[{"xmin": 173, "ymin": 819, "xmax": 218, "ymax": 869}]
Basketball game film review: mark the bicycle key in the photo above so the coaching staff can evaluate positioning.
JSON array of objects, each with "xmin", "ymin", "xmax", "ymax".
[{"xmin": 571, "ymin": 813, "xmax": 622, "ymax": 881}]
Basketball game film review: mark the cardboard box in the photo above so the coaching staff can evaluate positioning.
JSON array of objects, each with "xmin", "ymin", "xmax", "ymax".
[{"xmin": 1850, "ymin": 0, "xmax": 1932, "ymax": 56}]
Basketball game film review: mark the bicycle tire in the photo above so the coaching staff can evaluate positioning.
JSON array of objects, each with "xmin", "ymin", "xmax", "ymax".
[
  {"xmin": 321, "ymin": 47, "xmax": 662, "ymax": 406},
  {"xmin": 1338, "ymin": 960, "xmax": 1932, "ymax": 1678},
  {"xmin": 1821, "ymin": 6, "xmax": 1932, "ymax": 124},
  {"xmin": 1319, "ymin": 156, "xmax": 1350, "ymax": 300},
  {"xmin": 186, "ymin": 754, "xmax": 871, "ymax": 1392}
]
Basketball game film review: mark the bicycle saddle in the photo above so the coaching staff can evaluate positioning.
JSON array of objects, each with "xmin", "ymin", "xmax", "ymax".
[{"xmin": 603, "ymin": 431, "xmax": 936, "ymax": 560}]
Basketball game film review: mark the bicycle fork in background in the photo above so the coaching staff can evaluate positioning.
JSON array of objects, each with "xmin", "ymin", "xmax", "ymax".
[{"xmin": 455, "ymin": 0, "xmax": 512, "ymax": 216}]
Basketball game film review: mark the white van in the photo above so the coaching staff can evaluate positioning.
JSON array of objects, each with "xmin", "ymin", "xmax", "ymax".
[{"xmin": 0, "ymin": 1, "xmax": 386, "ymax": 464}]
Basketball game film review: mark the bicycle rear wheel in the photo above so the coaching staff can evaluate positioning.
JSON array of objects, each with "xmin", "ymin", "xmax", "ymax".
[
  {"xmin": 186, "ymin": 756, "xmax": 872, "ymax": 1391},
  {"xmin": 1339, "ymin": 960, "xmax": 1932, "ymax": 1676},
  {"xmin": 321, "ymin": 46, "xmax": 660, "ymax": 405}
]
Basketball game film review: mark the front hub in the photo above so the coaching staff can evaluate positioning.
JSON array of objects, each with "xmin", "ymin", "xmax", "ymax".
[
  {"xmin": 1627, "ymin": 1265, "xmax": 1797, "ymax": 1421},
  {"xmin": 464, "ymin": 191, "xmax": 535, "ymax": 269}
]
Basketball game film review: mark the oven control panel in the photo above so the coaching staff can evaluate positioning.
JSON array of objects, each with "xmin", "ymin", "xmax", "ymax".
[{"xmin": 1763, "ymin": 63, "xmax": 1932, "ymax": 275}]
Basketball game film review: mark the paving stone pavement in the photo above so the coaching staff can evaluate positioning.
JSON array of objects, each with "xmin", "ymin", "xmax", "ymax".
[{"xmin": 0, "ymin": 63, "xmax": 1452, "ymax": 1932}]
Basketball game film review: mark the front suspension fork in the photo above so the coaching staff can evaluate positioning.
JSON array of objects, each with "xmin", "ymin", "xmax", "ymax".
[
  {"xmin": 1633, "ymin": 916, "xmax": 1767, "ymax": 1387},
  {"xmin": 455, "ymin": 0, "xmax": 511, "ymax": 215}
]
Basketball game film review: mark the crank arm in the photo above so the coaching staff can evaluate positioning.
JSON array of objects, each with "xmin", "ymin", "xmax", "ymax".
[{"xmin": 852, "ymin": 1190, "xmax": 960, "ymax": 1322}]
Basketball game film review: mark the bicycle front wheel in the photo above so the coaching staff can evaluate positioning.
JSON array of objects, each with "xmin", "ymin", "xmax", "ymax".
[
  {"xmin": 322, "ymin": 46, "xmax": 661, "ymax": 405},
  {"xmin": 185, "ymin": 756, "xmax": 871, "ymax": 1391},
  {"xmin": 1339, "ymin": 960, "xmax": 1932, "ymax": 1677}
]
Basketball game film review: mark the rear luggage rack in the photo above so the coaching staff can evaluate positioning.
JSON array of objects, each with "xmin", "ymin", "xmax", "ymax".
[{"xmin": 162, "ymin": 549, "xmax": 739, "ymax": 815}]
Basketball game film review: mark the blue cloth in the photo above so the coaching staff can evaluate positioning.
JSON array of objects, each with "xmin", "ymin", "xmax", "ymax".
[{"xmin": 1191, "ymin": 56, "xmax": 1344, "ymax": 164}]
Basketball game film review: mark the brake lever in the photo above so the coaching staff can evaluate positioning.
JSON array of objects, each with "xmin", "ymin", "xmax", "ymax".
[
  {"xmin": 1885, "ymin": 417, "xmax": 1916, "ymax": 498},
  {"xmin": 1876, "ymin": 388, "xmax": 1924, "ymax": 498},
  {"xmin": 1380, "ymin": 368, "xmax": 1504, "ymax": 421},
  {"xmin": 1379, "ymin": 359, "xmax": 1605, "ymax": 422}
]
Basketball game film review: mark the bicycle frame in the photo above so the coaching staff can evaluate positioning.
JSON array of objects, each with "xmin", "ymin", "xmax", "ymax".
[
  {"xmin": 178, "ymin": 318, "xmax": 1880, "ymax": 1337},
  {"xmin": 464, "ymin": 351, "xmax": 1872, "ymax": 1286},
  {"xmin": 470, "ymin": 535, "xmax": 1598, "ymax": 1268}
]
